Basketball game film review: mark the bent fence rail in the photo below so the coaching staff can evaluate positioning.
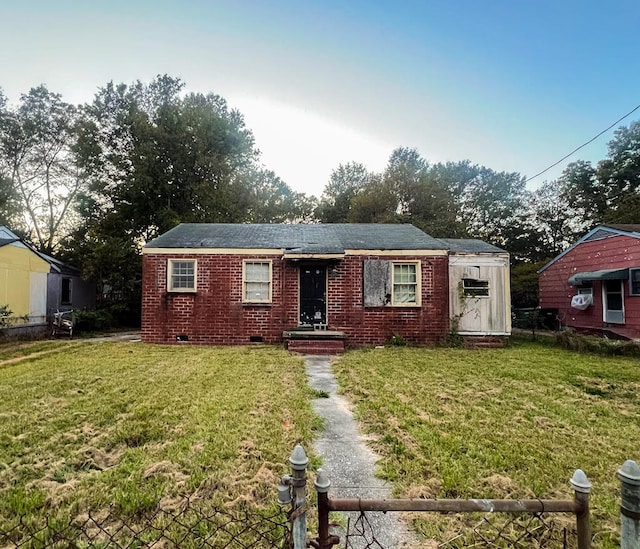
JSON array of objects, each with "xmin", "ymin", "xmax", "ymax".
[{"xmin": 312, "ymin": 467, "xmax": 591, "ymax": 549}]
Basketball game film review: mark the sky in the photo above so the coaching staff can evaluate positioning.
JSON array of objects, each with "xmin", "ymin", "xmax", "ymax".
[{"xmin": 2, "ymin": 0, "xmax": 640, "ymax": 198}]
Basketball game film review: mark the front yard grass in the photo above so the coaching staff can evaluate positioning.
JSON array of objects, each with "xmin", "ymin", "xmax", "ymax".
[
  {"xmin": 0, "ymin": 342, "xmax": 316, "ymax": 539},
  {"xmin": 333, "ymin": 341, "xmax": 638, "ymax": 548}
]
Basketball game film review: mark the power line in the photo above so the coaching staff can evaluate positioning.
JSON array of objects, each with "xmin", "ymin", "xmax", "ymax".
[{"xmin": 524, "ymin": 102, "xmax": 640, "ymax": 184}]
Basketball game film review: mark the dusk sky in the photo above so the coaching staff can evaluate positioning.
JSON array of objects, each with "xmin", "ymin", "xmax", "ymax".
[{"xmin": 2, "ymin": 1, "xmax": 639, "ymax": 197}]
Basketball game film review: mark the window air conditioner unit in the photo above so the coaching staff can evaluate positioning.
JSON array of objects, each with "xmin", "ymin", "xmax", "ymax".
[{"xmin": 571, "ymin": 294, "xmax": 593, "ymax": 310}]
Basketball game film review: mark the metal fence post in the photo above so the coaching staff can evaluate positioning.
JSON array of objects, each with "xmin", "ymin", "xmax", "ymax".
[
  {"xmin": 314, "ymin": 468, "xmax": 340, "ymax": 549},
  {"xmin": 289, "ymin": 444, "xmax": 308, "ymax": 549},
  {"xmin": 570, "ymin": 469, "xmax": 592, "ymax": 549},
  {"xmin": 618, "ymin": 460, "xmax": 640, "ymax": 549}
]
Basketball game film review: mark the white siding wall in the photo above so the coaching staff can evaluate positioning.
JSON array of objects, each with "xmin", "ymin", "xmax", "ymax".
[
  {"xmin": 29, "ymin": 271, "xmax": 48, "ymax": 323},
  {"xmin": 449, "ymin": 254, "xmax": 511, "ymax": 335}
]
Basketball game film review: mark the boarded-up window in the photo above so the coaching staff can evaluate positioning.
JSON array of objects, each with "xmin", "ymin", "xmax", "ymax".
[{"xmin": 363, "ymin": 260, "xmax": 391, "ymax": 306}]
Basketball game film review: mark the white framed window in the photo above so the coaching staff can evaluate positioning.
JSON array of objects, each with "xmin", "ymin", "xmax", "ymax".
[
  {"xmin": 462, "ymin": 278, "xmax": 490, "ymax": 298},
  {"xmin": 392, "ymin": 261, "xmax": 420, "ymax": 305},
  {"xmin": 630, "ymin": 268, "xmax": 640, "ymax": 296},
  {"xmin": 243, "ymin": 260, "xmax": 272, "ymax": 303},
  {"xmin": 167, "ymin": 259, "xmax": 197, "ymax": 292}
]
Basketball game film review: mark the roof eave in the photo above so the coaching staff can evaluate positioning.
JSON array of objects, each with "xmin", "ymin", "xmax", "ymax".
[{"xmin": 283, "ymin": 253, "xmax": 346, "ymax": 260}]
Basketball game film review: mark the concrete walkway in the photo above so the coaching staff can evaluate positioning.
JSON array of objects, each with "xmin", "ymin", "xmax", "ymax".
[{"xmin": 306, "ymin": 355, "xmax": 418, "ymax": 548}]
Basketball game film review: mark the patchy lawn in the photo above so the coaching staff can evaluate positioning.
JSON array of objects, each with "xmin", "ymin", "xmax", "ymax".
[
  {"xmin": 333, "ymin": 341, "xmax": 638, "ymax": 548},
  {"xmin": 0, "ymin": 342, "xmax": 316, "ymax": 534}
]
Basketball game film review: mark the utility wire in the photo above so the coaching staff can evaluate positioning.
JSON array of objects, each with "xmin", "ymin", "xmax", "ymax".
[{"xmin": 524, "ymin": 102, "xmax": 640, "ymax": 184}]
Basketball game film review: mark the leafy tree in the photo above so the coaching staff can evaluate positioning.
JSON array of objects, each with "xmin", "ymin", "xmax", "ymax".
[
  {"xmin": 510, "ymin": 260, "xmax": 547, "ymax": 308},
  {"xmin": 249, "ymin": 169, "xmax": 317, "ymax": 222},
  {"xmin": 0, "ymin": 174, "xmax": 21, "ymax": 229},
  {"xmin": 68, "ymin": 75, "xmax": 317, "ymax": 320},
  {"xmin": 528, "ymin": 180, "xmax": 586, "ymax": 260},
  {"xmin": 390, "ymin": 156, "xmax": 465, "ymax": 238},
  {"xmin": 559, "ymin": 160, "xmax": 604, "ymax": 226},
  {"xmin": 76, "ymin": 76, "xmax": 259, "ymax": 241},
  {"xmin": 318, "ymin": 149, "xmax": 465, "ymax": 236},
  {"xmin": 347, "ymin": 176, "xmax": 398, "ymax": 223},
  {"xmin": 560, "ymin": 121, "xmax": 640, "ymax": 226},
  {"xmin": 457, "ymin": 167, "xmax": 529, "ymax": 246},
  {"xmin": 0, "ymin": 85, "xmax": 85, "ymax": 253},
  {"xmin": 315, "ymin": 162, "xmax": 372, "ymax": 222}
]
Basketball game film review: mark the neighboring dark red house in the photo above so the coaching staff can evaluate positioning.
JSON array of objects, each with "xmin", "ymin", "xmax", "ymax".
[
  {"xmin": 538, "ymin": 224, "xmax": 640, "ymax": 338},
  {"xmin": 141, "ymin": 223, "xmax": 453, "ymax": 351}
]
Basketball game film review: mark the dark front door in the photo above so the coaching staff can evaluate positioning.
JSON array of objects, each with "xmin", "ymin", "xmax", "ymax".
[{"xmin": 300, "ymin": 266, "xmax": 326, "ymax": 326}]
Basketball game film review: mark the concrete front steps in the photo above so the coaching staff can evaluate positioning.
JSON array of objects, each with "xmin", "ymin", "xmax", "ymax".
[
  {"xmin": 283, "ymin": 329, "xmax": 346, "ymax": 354},
  {"xmin": 463, "ymin": 335, "xmax": 508, "ymax": 349}
]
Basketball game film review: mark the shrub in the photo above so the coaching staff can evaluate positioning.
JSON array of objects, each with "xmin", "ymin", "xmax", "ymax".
[
  {"xmin": 74, "ymin": 309, "xmax": 115, "ymax": 333},
  {"xmin": 389, "ymin": 333, "xmax": 406, "ymax": 346},
  {"xmin": 0, "ymin": 305, "xmax": 13, "ymax": 327},
  {"xmin": 555, "ymin": 329, "xmax": 640, "ymax": 357}
]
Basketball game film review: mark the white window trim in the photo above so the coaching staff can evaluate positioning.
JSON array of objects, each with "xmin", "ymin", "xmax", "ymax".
[
  {"xmin": 167, "ymin": 258, "xmax": 197, "ymax": 292},
  {"xmin": 391, "ymin": 260, "xmax": 421, "ymax": 307},
  {"xmin": 243, "ymin": 260, "xmax": 273, "ymax": 304}
]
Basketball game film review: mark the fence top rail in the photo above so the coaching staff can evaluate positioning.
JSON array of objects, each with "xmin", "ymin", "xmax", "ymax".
[{"xmin": 327, "ymin": 497, "xmax": 581, "ymax": 515}]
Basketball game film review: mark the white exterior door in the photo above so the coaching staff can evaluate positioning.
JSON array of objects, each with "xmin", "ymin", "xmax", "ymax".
[{"xmin": 603, "ymin": 280, "xmax": 624, "ymax": 324}]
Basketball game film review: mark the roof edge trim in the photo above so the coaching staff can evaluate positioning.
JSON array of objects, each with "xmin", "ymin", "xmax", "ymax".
[{"xmin": 143, "ymin": 247, "xmax": 284, "ymax": 255}]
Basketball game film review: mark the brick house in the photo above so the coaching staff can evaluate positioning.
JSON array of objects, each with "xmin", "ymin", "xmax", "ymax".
[
  {"xmin": 142, "ymin": 223, "xmax": 510, "ymax": 351},
  {"xmin": 538, "ymin": 224, "xmax": 640, "ymax": 338}
]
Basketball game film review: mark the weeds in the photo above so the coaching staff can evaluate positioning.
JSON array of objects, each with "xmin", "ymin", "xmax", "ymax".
[
  {"xmin": 0, "ymin": 343, "xmax": 316, "ymax": 530},
  {"xmin": 333, "ymin": 342, "xmax": 638, "ymax": 548}
]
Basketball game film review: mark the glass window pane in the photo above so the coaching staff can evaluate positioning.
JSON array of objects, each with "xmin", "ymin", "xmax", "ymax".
[
  {"xmin": 170, "ymin": 261, "xmax": 195, "ymax": 290},
  {"xmin": 394, "ymin": 284, "xmax": 416, "ymax": 303},
  {"xmin": 393, "ymin": 264, "xmax": 417, "ymax": 304},
  {"xmin": 631, "ymin": 269, "xmax": 640, "ymax": 295},
  {"xmin": 244, "ymin": 262, "xmax": 270, "ymax": 301},
  {"xmin": 245, "ymin": 282, "xmax": 269, "ymax": 301},
  {"xmin": 246, "ymin": 262, "xmax": 269, "ymax": 282}
]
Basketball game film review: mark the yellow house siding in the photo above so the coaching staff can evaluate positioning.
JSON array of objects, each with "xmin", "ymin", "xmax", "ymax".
[{"xmin": 0, "ymin": 244, "xmax": 49, "ymax": 318}]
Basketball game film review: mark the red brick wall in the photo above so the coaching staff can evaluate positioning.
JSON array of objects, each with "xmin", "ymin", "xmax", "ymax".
[
  {"xmin": 539, "ymin": 235, "xmax": 640, "ymax": 333},
  {"xmin": 141, "ymin": 253, "xmax": 450, "ymax": 346}
]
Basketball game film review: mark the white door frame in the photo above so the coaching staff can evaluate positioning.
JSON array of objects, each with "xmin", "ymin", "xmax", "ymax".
[{"xmin": 602, "ymin": 279, "xmax": 625, "ymax": 324}]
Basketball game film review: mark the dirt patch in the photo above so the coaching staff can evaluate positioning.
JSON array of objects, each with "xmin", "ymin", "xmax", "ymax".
[
  {"xmin": 405, "ymin": 478, "xmax": 443, "ymax": 499},
  {"xmin": 143, "ymin": 460, "xmax": 189, "ymax": 485},
  {"xmin": 77, "ymin": 446, "xmax": 124, "ymax": 470},
  {"xmin": 35, "ymin": 478, "xmax": 80, "ymax": 507},
  {"xmin": 479, "ymin": 474, "xmax": 533, "ymax": 499}
]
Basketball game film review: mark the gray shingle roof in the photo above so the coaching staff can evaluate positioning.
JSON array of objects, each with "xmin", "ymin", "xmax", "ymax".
[
  {"xmin": 0, "ymin": 238, "xmax": 19, "ymax": 248},
  {"xmin": 36, "ymin": 251, "xmax": 81, "ymax": 275},
  {"xmin": 438, "ymin": 238, "xmax": 506, "ymax": 254},
  {"xmin": 145, "ymin": 223, "xmax": 449, "ymax": 252}
]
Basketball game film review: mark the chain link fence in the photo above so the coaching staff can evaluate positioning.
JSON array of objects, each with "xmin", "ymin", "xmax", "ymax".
[
  {"xmin": 341, "ymin": 510, "xmax": 576, "ymax": 548},
  {"xmin": 0, "ymin": 498, "xmax": 292, "ymax": 548}
]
